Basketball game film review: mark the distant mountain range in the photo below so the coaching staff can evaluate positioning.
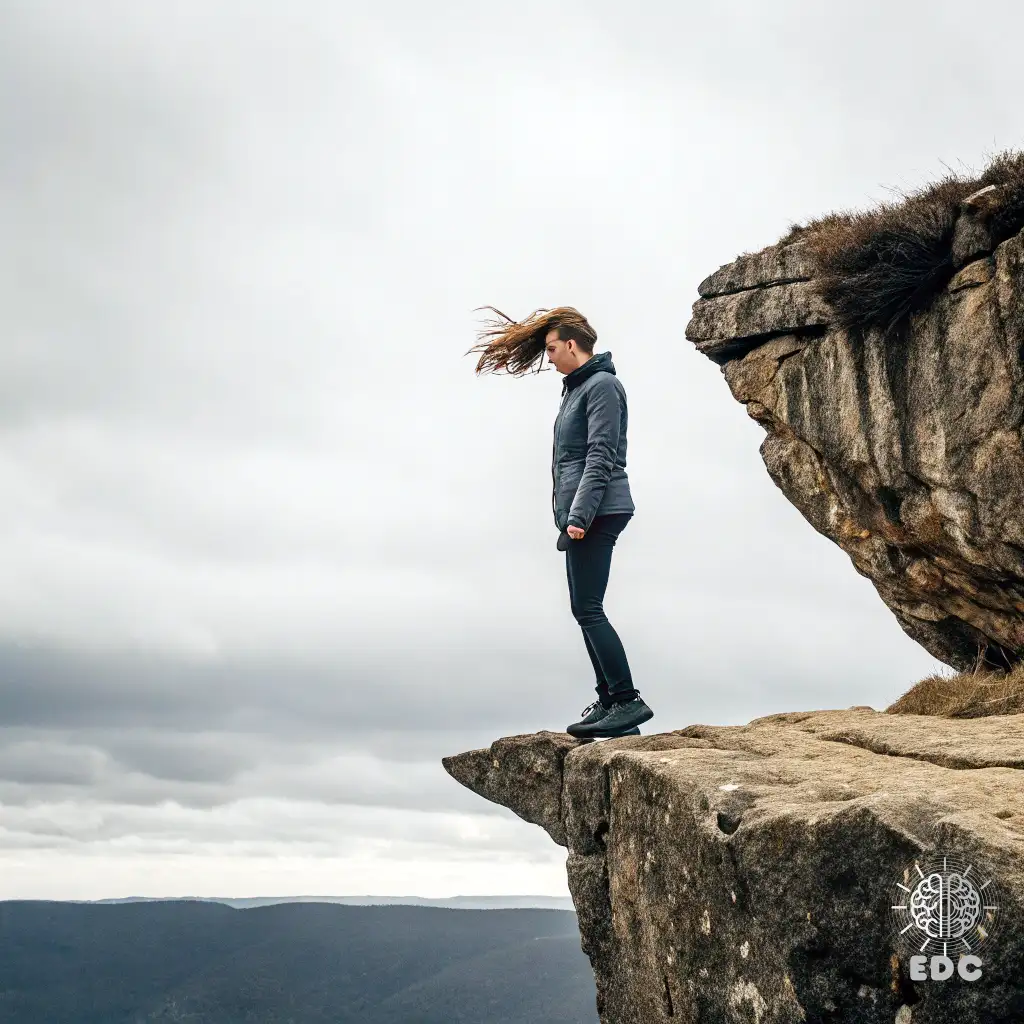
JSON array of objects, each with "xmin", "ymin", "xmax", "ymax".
[
  {"xmin": 73, "ymin": 893, "xmax": 577, "ymax": 910},
  {"xmin": 0, "ymin": 900, "xmax": 596, "ymax": 1023}
]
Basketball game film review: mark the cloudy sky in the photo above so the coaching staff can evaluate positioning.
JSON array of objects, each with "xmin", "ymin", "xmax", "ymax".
[{"xmin": 0, "ymin": 0, "xmax": 1020, "ymax": 901}]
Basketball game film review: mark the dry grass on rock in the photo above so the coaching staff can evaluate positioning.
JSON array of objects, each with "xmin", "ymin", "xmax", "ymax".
[
  {"xmin": 780, "ymin": 150, "xmax": 1024, "ymax": 335},
  {"xmin": 886, "ymin": 661, "xmax": 1024, "ymax": 718}
]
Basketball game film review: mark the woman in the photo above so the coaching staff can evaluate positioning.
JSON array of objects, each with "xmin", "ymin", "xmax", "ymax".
[{"xmin": 466, "ymin": 306, "xmax": 654, "ymax": 739}]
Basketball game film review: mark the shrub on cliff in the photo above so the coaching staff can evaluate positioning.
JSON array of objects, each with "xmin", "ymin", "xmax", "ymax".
[
  {"xmin": 886, "ymin": 660, "xmax": 1024, "ymax": 717},
  {"xmin": 781, "ymin": 150, "xmax": 1024, "ymax": 335}
]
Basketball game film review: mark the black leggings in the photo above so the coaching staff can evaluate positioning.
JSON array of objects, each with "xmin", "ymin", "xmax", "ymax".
[{"xmin": 564, "ymin": 513, "xmax": 636, "ymax": 707}]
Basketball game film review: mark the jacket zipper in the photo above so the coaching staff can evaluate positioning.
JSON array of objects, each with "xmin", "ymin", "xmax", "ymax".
[{"xmin": 552, "ymin": 385, "xmax": 570, "ymax": 521}]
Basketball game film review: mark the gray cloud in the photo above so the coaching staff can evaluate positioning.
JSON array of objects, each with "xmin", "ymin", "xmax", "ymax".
[{"xmin": 1, "ymin": 0, "xmax": 1009, "ymax": 897}]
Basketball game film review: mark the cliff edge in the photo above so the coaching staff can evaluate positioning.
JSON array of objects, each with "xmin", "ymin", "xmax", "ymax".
[{"xmin": 443, "ymin": 710, "xmax": 1024, "ymax": 1023}]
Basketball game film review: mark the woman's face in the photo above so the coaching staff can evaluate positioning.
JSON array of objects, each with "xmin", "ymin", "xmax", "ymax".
[{"xmin": 544, "ymin": 328, "xmax": 583, "ymax": 375}]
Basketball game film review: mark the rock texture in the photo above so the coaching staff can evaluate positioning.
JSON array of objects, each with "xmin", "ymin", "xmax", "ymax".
[
  {"xmin": 443, "ymin": 710, "xmax": 1024, "ymax": 1023},
  {"xmin": 685, "ymin": 221, "xmax": 1024, "ymax": 672}
]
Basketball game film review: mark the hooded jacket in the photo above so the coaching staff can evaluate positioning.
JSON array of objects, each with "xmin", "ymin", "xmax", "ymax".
[{"xmin": 551, "ymin": 350, "xmax": 635, "ymax": 532}]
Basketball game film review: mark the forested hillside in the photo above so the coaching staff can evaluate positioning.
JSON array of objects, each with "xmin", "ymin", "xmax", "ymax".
[{"xmin": 0, "ymin": 901, "xmax": 598, "ymax": 1023}]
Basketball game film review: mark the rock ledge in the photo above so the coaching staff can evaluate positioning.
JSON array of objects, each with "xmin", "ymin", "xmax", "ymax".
[{"xmin": 444, "ymin": 709, "xmax": 1024, "ymax": 1023}]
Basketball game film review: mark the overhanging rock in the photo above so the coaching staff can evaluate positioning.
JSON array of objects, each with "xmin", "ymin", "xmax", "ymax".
[{"xmin": 686, "ymin": 222, "xmax": 1024, "ymax": 672}]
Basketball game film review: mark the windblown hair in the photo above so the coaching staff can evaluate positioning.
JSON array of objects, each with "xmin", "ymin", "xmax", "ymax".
[
  {"xmin": 465, "ymin": 306, "xmax": 597, "ymax": 376},
  {"xmin": 780, "ymin": 149, "xmax": 1024, "ymax": 335}
]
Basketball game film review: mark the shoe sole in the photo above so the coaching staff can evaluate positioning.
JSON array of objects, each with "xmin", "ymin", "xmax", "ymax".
[
  {"xmin": 566, "ymin": 719, "xmax": 611, "ymax": 737},
  {"xmin": 575, "ymin": 726, "xmax": 641, "ymax": 743},
  {"xmin": 589, "ymin": 710, "xmax": 654, "ymax": 738}
]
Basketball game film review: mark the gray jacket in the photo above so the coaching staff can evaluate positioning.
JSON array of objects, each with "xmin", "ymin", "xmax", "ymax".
[{"xmin": 551, "ymin": 350, "xmax": 635, "ymax": 532}]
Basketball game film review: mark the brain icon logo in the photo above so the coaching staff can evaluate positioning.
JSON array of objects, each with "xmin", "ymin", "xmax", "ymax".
[
  {"xmin": 889, "ymin": 854, "xmax": 1002, "ymax": 958},
  {"xmin": 909, "ymin": 868, "xmax": 981, "ymax": 940}
]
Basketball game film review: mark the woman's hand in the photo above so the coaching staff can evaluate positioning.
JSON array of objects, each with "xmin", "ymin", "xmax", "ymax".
[{"xmin": 567, "ymin": 525, "xmax": 586, "ymax": 540}]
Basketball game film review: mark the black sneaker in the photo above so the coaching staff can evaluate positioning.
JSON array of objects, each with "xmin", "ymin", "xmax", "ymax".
[
  {"xmin": 566, "ymin": 700, "xmax": 611, "ymax": 737},
  {"xmin": 587, "ymin": 696, "xmax": 654, "ymax": 738}
]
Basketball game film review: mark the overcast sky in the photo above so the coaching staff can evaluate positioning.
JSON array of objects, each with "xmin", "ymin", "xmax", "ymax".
[{"xmin": 0, "ymin": 0, "xmax": 1020, "ymax": 900}]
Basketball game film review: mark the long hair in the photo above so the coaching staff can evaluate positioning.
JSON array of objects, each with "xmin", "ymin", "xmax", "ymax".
[{"xmin": 465, "ymin": 306, "xmax": 597, "ymax": 376}]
